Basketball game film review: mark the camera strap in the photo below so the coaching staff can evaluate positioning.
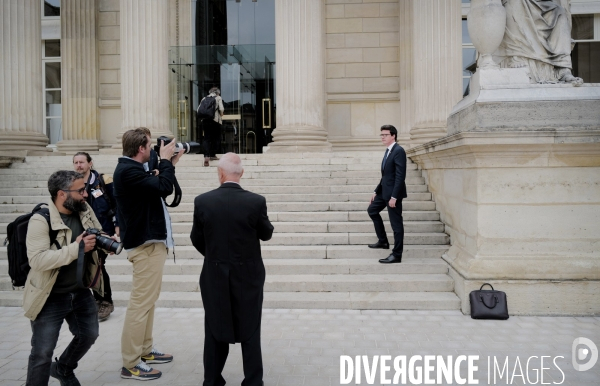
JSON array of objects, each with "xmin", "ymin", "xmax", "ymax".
[
  {"xmin": 75, "ymin": 241, "xmax": 102, "ymax": 290},
  {"xmin": 163, "ymin": 176, "xmax": 182, "ymax": 208}
]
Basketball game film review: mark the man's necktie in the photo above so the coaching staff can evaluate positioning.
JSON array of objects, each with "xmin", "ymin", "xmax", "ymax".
[{"xmin": 381, "ymin": 148, "xmax": 389, "ymax": 171}]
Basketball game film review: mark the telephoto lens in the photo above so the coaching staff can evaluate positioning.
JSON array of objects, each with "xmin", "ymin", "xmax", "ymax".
[
  {"xmin": 154, "ymin": 136, "xmax": 202, "ymax": 154},
  {"xmin": 86, "ymin": 228, "xmax": 123, "ymax": 255}
]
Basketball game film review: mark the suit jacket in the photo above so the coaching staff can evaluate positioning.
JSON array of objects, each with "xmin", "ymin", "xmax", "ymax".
[
  {"xmin": 375, "ymin": 143, "xmax": 408, "ymax": 201},
  {"xmin": 190, "ymin": 183, "xmax": 274, "ymax": 343}
]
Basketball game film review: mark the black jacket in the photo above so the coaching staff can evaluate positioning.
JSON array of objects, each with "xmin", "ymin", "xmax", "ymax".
[
  {"xmin": 190, "ymin": 183, "xmax": 274, "ymax": 343},
  {"xmin": 375, "ymin": 143, "xmax": 408, "ymax": 201},
  {"xmin": 113, "ymin": 157, "xmax": 175, "ymax": 250},
  {"xmin": 85, "ymin": 170, "xmax": 117, "ymax": 235}
]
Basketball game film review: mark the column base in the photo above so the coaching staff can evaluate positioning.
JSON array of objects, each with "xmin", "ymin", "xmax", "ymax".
[
  {"xmin": 0, "ymin": 131, "xmax": 50, "ymax": 152},
  {"xmin": 267, "ymin": 126, "xmax": 332, "ymax": 153},
  {"xmin": 56, "ymin": 139, "xmax": 100, "ymax": 154},
  {"xmin": 409, "ymin": 124, "xmax": 447, "ymax": 145}
]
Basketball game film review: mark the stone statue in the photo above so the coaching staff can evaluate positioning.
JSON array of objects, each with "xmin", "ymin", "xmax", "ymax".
[{"xmin": 498, "ymin": 0, "xmax": 583, "ymax": 84}]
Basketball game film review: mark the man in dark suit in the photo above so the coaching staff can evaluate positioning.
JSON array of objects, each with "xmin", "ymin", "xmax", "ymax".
[
  {"xmin": 190, "ymin": 152, "xmax": 274, "ymax": 386},
  {"xmin": 368, "ymin": 125, "xmax": 408, "ymax": 264}
]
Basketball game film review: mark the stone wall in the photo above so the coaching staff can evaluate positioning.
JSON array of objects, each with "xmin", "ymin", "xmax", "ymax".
[{"xmin": 325, "ymin": 0, "xmax": 401, "ymax": 149}]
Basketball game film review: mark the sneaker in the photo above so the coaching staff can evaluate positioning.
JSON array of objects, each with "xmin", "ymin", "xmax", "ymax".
[
  {"xmin": 120, "ymin": 361, "xmax": 162, "ymax": 381},
  {"xmin": 50, "ymin": 360, "xmax": 81, "ymax": 386},
  {"xmin": 141, "ymin": 347, "xmax": 174, "ymax": 364},
  {"xmin": 97, "ymin": 301, "xmax": 114, "ymax": 322}
]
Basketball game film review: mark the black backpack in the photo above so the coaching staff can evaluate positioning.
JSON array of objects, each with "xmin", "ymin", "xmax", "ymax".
[
  {"xmin": 197, "ymin": 95, "xmax": 217, "ymax": 120},
  {"xmin": 4, "ymin": 203, "xmax": 60, "ymax": 288}
]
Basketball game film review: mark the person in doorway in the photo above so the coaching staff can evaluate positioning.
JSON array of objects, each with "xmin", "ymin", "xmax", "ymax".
[
  {"xmin": 367, "ymin": 125, "xmax": 407, "ymax": 264},
  {"xmin": 73, "ymin": 152, "xmax": 118, "ymax": 321},
  {"xmin": 199, "ymin": 87, "xmax": 225, "ymax": 167}
]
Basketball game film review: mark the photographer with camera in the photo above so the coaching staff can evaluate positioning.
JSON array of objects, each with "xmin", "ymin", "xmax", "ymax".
[
  {"xmin": 113, "ymin": 128, "xmax": 183, "ymax": 381},
  {"xmin": 24, "ymin": 170, "xmax": 107, "ymax": 385},
  {"xmin": 73, "ymin": 151, "xmax": 119, "ymax": 322}
]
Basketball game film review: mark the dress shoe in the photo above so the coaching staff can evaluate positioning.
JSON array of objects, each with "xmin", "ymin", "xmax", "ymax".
[
  {"xmin": 379, "ymin": 254, "xmax": 402, "ymax": 264},
  {"xmin": 368, "ymin": 241, "xmax": 389, "ymax": 249}
]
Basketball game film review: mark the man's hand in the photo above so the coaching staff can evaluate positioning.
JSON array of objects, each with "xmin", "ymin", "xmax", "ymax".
[
  {"xmin": 114, "ymin": 226, "xmax": 120, "ymax": 238},
  {"xmin": 388, "ymin": 198, "xmax": 397, "ymax": 208},
  {"xmin": 76, "ymin": 232, "xmax": 96, "ymax": 253},
  {"xmin": 159, "ymin": 138, "xmax": 177, "ymax": 160},
  {"xmin": 171, "ymin": 148, "xmax": 185, "ymax": 166},
  {"xmin": 370, "ymin": 193, "xmax": 376, "ymax": 204}
]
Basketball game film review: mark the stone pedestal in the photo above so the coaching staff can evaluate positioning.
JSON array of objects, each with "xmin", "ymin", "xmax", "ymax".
[
  {"xmin": 268, "ymin": 0, "xmax": 331, "ymax": 153},
  {"xmin": 0, "ymin": 0, "xmax": 50, "ymax": 152},
  {"xmin": 114, "ymin": 0, "xmax": 172, "ymax": 149},
  {"xmin": 409, "ymin": 0, "xmax": 462, "ymax": 145},
  {"xmin": 56, "ymin": 0, "xmax": 100, "ymax": 153},
  {"xmin": 407, "ymin": 72, "xmax": 600, "ymax": 315}
]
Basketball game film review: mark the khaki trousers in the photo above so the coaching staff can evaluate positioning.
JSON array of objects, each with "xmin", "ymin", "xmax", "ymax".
[{"xmin": 121, "ymin": 242, "xmax": 167, "ymax": 368}]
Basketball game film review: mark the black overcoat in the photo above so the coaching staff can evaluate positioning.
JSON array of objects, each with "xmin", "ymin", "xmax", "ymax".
[{"xmin": 190, "ymin": 183, "xmax": 274, "ymax": 343}]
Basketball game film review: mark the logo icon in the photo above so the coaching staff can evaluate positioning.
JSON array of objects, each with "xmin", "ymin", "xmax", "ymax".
[{"xmin": 572, "ymin": 337, "xmax": 598, "ymax": 371}]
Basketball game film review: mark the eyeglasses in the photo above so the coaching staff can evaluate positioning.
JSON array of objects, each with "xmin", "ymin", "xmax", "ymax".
[
  {"xmin": 62, "ymin": 188, "xmax": 87, "ymax": 195},
  {"xmin": 380, "ymin": 134, "xmax": 391, "ymax": 137}
]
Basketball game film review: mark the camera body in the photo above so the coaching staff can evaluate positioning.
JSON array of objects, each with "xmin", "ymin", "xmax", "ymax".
[
  {"xmin": 86, "ymin": 228, "xmax": 123, "ymax": 255},
  {"xmin": 154, "ymin": 136, "xmax": 202, "ymax": 155}
]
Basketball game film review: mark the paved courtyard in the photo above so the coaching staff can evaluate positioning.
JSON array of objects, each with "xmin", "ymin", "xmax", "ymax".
[{"xmin": 0, "ymin": 306, "xmax": 598, "ymax": 386}]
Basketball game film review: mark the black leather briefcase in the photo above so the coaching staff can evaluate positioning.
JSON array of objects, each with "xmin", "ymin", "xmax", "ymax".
[{"xmin": 469, "ymin": 283, "xmax": 509, "ymax": 320}]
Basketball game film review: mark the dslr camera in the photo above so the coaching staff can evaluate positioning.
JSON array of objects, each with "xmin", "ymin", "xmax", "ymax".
[
  {"xmin": 154, "ymin": 136, "xmax": 202, "ymax": 155},
  {"xmin": 85, "ymin": 228, "xmax": 123, "ymax": 255}
]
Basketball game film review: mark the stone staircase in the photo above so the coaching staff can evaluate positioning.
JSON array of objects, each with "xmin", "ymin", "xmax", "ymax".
[{"xmin": 0, "ymin": 152, "xmax": 460, "ymax": 310}]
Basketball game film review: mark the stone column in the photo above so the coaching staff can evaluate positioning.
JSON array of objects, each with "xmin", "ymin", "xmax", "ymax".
[
  {"xmin": 56, "ymin": 0, "xmax": 100, "ymax": 153},
  {"xmin": 269, "ymin": 0, "xmax": 332, "ymax": 152},
  {"xmin": 0, "ymin": 0, "xmax": 49, "ymax": 152},
  {"xmin": 115, "ymin": 0, "xmax": 172, "ymax": 148},
  {"xmin": 410, "ymin": 0, "xmax": 462, "ymax": 144},
  {"xmin": 397, "ymin": 0, "xmax": 414, "ymax": 144}
]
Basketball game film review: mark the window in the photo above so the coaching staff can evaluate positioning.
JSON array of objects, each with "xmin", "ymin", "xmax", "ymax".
[
  {"xmin": 43, "ymin": 40, "xmax": 62, "ymax": 144},
  {"xmin": 571, "ymin": 14, "xmax": 600, "ymax": 83},
  {"xmin": 462, "ymin": 19, "xmax": 477, "ymax": 97},
  {"xmin": 43, "ymin": 0, "xmax": 60, "ymax": 17}
]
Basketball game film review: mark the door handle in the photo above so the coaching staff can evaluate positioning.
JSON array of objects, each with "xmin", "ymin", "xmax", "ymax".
[{"xmin": 262, "ymin": 98, "xmax": 271, "ymax": 129}]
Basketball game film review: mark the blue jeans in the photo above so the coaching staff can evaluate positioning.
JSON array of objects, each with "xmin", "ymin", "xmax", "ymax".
[{"xmin": 26, "ymin": 289, "xmax": 99, "ymax": 385}]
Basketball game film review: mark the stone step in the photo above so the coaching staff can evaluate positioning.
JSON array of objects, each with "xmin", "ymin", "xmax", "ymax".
[
  {"xmin": 39, "ymin": 273, "xmax": 449, "ymax": 293},
  {"xmin": 0, "ymin": 174, "xmax": 425, "ymax": 186},
  {"xmin": 0, "ymin": 290, "xmax": 460, "ymax": 310},
  {"xmin": 169, "ymin": 221, "xmax": 444, "ymax": 234},
  {"xmin": 172, "ymin": 232, "xmax": 449, "ymax": 246},
  {"xmin": 0, "ymin": 183, "xmax": 430, "ymax": 193},
  {"xmin": 0, "ymin": 210, "xmax": 441, "ymax": 224},
  {"xmin": 0, "ymin": 258, "xmax": 448, "ymax": 278},
  {"xmin": 169, "ymin": 210, "xmax": 441, "ymax": 223},
  {"xmin": 0, "ymin": 192, "xmax": 433, "ymax": 205},
  {"xmin": 0, "ymin": 245, "xmax": 449, "ymax": 260},
  {"xmin": 0, "ymin": 201, "xmax": 437, "ymax": 214},
  {"xmin": 2, "ymin": 163, "xmax": 404, "ymax": 173}
]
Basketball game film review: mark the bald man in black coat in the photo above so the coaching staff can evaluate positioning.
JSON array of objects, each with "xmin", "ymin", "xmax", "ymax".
[{"xmin": 190, "ymin": 153, "xmax": 274, "ymax": 386}]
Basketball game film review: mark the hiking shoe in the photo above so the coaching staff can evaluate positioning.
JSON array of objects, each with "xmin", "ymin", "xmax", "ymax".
[
  {"xmin": 120, "ymin": 361, "xmax": 162, "ymax": 381},
  {"xmin": 141, "ymin": 347, "xmax": 174, "ymax": 364},
  {"xmin": 97, "ymin": 301, "xmax": 114, "ymax": 322},
  {"xmin": 50, "ymin": 360, "xmax": 81, "ymax": 386}
]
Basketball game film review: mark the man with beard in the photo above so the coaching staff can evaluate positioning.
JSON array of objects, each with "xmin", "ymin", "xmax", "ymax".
[
  {"xmin": 113, "ymin": 128, "xmax": 183, "ymax": 381},
  {"xmin": 24, "ymin": 170, "xmax": 105, "ymax": 385},
  {"xmin": 73, "ymin": 152, "xmax": 118, "ymax": 321},
  {"xmin": 190, "ymin": 153, "xmax": 274, "ymax": 386}
]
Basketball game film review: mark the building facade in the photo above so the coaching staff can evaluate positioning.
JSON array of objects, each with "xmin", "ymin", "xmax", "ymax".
[{"xmin": 1, "ymin": 0, "xmax": 598, "ymax": 153}]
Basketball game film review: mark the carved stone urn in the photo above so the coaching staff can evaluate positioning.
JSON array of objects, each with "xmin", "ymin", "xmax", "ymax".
[{"xmin": 467, "ymin": 0, "xmax": 506, "ymax": 68}]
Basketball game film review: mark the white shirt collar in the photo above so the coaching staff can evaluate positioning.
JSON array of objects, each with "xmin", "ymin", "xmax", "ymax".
[
  {"xmin": 223, "ymin": 181, "xmax": 240, "ymax": 185},
  {"xmin": 387, "ymin": 142, "xmax": 396, "ymax": 152}
]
